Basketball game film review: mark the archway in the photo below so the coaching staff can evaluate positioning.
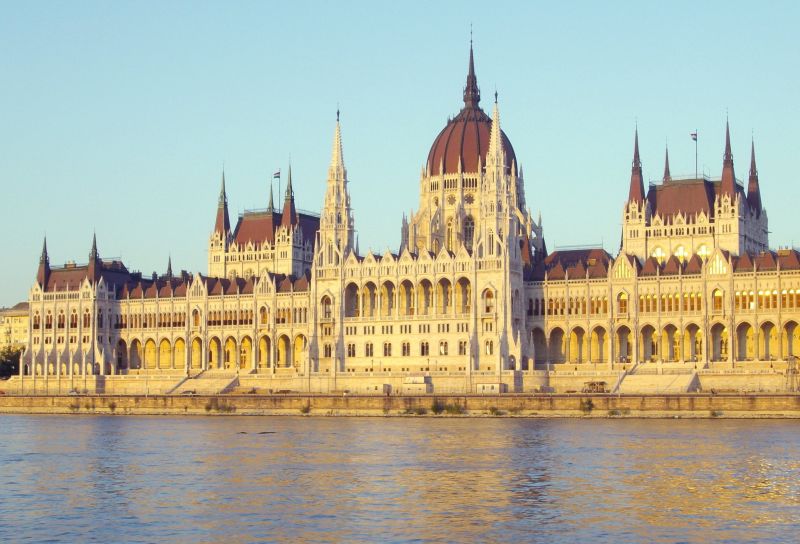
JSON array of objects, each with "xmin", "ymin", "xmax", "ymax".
[
  {"xmin": 784, "ymin": 321, "xmax": 800, "ymax": 359},
  {"xmin": 736, "ymin": 322, "xmax": 755, "ymax": 361},
  {"xmin": 116, "ymin": 339, "xmax": 128, "ymax": 370},
  {"xmin": 191, "ymin": 337, "xmax": 203, "ymax": 369},
  {"xmin": 456, "ymin": 277, "xmax": 471, "ymax": 315},
  {"xmin": 549, "ymin": 328, "xmax": 565, "ymax": 363},
  {"xmin": 437, "ymin": 278, "xmax": 452, "ymax": 314},
  {"xmin": 130, "ymin": 339, "xmax": 142, "ymax": 369},
  {"xmin": 277, "ymin": 335, "xmax": 291, "ymax": 368},
  {"xmin": 531, "ymin": 328, "xmax": 547, "ymax": 365},
  {"xmin": 683, "ymin": 324, "xmax": 703, "ymax": 363},
  {"xmin": 616, "ymin": 326, "xmax": 631, "ymax": 363},
  {"xmin": 224, "ymin": 337, "xmax": 237, "ymax": 369},
  {"xmin": 293, "ymin": 335, "xmax": 306, "ymax": 370},
  {"xmin": 158, "ymin": 339, "xmax": 171, "ymax": 369},
  {"xmin": 399, "ymin": 280, "xmax": 415, "ymax": 316},
  {"xmin": 417, "ymin": 279, "xmax": 433, "ymax": 316},
  {"xmin": 258, "ymin": 336, "xmax": 272, "ymax": 369},
  {"xmin": 760, "ymin": 321, "xmax": 777, "ymax": 361},
  {"xmin": 208, "ymin": 337, "xmax": 222, "ymax": 369},
  {"xmin": 362, "ymin": 282, "xmax": 377, "ymax": 317},
  {"xmin": 662, "ymin": 324, "xmax": 679, "ymax": 362},
  {"xmin": 640, "ymin": 325, "xmax": 657, "ymax": 362},
  {"xmin": 344, "ymin": 283, "xmax": 360, "ymax": 318},
  {"xmin": 173, "ymin": 338, "xmax": 186, "ymax": 370},
  {"xmin": 239, "ymin": 336, "xmax": 252, "ymax": 370},
  {"xmin": 590, "ymin": 327, "xmax": 606, "ymax": 363},
  {"xmin": 144, "ymin": 339, "xmax": 157, "ymax": 369},
  {"xmin": 569, "ymin": 327, "xmax": 587, "ymax": 363},
  {"xmin": 380, "ymin": 281, "xmax": 395, "ymax": 317},
  {"xmin": 710, "ymin": 323, "xmax": 728, "ymax": 362}
]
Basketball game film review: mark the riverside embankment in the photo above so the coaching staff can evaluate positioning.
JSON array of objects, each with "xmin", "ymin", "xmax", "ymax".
[{"xmin": 1, "ymin": 393, "xmax": 800, "ymax": 417}]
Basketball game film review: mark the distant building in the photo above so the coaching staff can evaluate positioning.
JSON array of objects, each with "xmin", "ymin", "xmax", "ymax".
[
  {"xmin": 0, "ymin": 302, "xmax": 29, "ymax": 352},
  {"xmin": 19, "ymin": 45, "xmax": 800, "ymax": 392}
]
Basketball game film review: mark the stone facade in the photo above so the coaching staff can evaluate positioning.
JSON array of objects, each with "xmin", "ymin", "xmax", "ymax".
[
  {"xmin": 18, "ymin": 45, "xmax": 800, "ymax": 393},
  {"xmin": 0, "ymin": 302, "xmax": 29, "ymax": 352}
]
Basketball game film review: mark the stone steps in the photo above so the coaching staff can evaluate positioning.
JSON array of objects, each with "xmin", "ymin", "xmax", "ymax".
[{"xmin": 616, "ymin": 372, "xmax": 699, "ymax": 394}]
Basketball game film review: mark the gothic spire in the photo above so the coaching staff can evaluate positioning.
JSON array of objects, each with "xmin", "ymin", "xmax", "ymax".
[
  {"xmin": 90, "ymin": 231, "xmax": 98, "ymax": 260},
  {"xmin": 720, "ymin": 119, "xmax": 737, "ymax": 197},
  {"xmin": 281, "ymin": 164, "xmax": 296, "ymax": 228},
  {"xmin": 88, "ymin": 232, "xmax": 101, "ymax": 284},
  {"xmin": 747, "ymin": 137, "xmax": 762, "ymax": 217},
  {"xmin": 37, "ymin": 235, "xmax": 50, "ymax": 288},
  {"xmin": 166, "ymin": 255, "xmax": 173, "ymax": 278},
  {"xmin": 214, "ymin": 170, "xmax": 231, "ymax": 235},
  {"xmin": 268, "ymin": 180, "xmax": 274, "ymax": 211},
  {"xmin": 663, "ymin": 145, "xmax": 671, "ymax": 182},
  {"xmin": 628, "ymin": 126, "xmax": 646, "ymax": 204},
  {"xmin": 463, "ymin": 40, "xmax": 480, "ymax": 109},
  {"xmin": 328, "ymin": 109, "xmax": 347, "ymax": 182},
  {"xmin": 486, "ymin": 97, "xmax": 504, "ymax": 168}
]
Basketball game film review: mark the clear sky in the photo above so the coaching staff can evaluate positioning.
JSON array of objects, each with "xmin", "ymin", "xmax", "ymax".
[{"xmin": 1, "ymin": 1, "xmax": 798, "ymax": 306}]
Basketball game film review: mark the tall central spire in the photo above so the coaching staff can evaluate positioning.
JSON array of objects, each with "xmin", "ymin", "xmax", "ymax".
[
  {"xmin": 628, "ymin": 127, "xmax": 646, "ymax": 204},
  {"xmin": 720, "ymin": 119, "xmax": 737, "ymax": 197},
  {"xmin": 214, "ymin": 170, "xmax": 231, "ymax": 236},
  {"xmin": 328, "ymin": 109, "xmax": 346, "ymax": 182},
  {"xmin": 463, "ymin": 40, "xmax": 480, "ymax": 109}
]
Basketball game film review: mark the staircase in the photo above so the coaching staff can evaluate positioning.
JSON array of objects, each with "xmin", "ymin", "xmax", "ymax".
[
  {"xmin": 615, "ymin": 365, "xmax": 699, "ymax": 394},
  {"xmin": 171, "ymin": 370, "xmax": 239, "ymax": 395}
]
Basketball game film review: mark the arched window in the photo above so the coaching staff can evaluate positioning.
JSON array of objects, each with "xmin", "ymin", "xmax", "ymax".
[
  {"xmin": 421, "ymin": 341, "xmax": 429, "ymax": 356},
  {"xmin": 464, "ymin": 215, "xmax": 475, "ymax": 252},
  {"xmin": 446, "ymin": 218, "xmax": 454, "ymax": 252},
  {"xmin": 617, "ymin": 292, "xmax": 628, "ymax": 314},
  {"xmin": 321, "ymin": 296, "xmax": 332, "ymax": 319},
  {"xmin": 712, "ymin": 289, "xmax": 723, "ymax": 312},
  {"xmin": 483, "ymin": 289, "xmax": 495, "ymax": 313},
  {"xmin": 439, "ymin": 341, "xmax": 448, "ymax": 356},
  {"xmin": 651, "ymin": 246, "xmax": 665, "ymax": 264},
  {"xmin": 485, "ymin": 340, "xmax": 494, "ymax": 355},
  {"xmin": 323, "ymin": 343, "xmax": 332, "ymax": 358}
]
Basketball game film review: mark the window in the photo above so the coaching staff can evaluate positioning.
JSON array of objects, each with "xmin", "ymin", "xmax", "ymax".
[
  {"xmin": 458, "ymin": 341, "xmax": 467, "ymax": 356},
  {"xmin": 420, "ymin": 341, "xmax": 429, "ymax": 356},
  {"xmin": 365, "ymin": 342, "xmax": 373, "ymax": 357},
  {"xmin": 439, "ymin": 341, "xmax": 448, "ymax": 356},
  {"xmin": 464, "ymin": 216, "xmax": 475, "ymax": 252},
  {"xmin": 712, "ymin": 289, "xmax": 723, "ymax": 312},
  {"xmin": 402, "ymin": 342, "xmax": 410, "ymax": 356},
  {"xmin": 485, "ymin": 340, "xmax": 494, "ymax": 355},
  {"xmin": 446, "ymin": 218, "xmax": 454, "ymax": 252},
  {"xmin": 347, "ymin": 343, "xmax": 356, "ymax": 357},
  {"xmin": 617, "ymin": 292, "xmax": 628, "ymax": 314},
  {"xmin": 321, "ymin": 296, "xmax": 332, "ymax": 319},
  {"xmin": 383, "ymin": 342, "xmax": 392, "ymax": 357},
  {"xmin": 323, "ymin": 344, "xmax": 332, "ymax": 358},
  {"xmin": 483, "ymin": 289, "xmax": 495, "ymax": 313}
]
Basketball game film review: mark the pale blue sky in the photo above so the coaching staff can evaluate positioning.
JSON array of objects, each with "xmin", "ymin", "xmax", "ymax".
[{"xmin": 2, "ymin": 1, "xmax": 798, "ymax": 306}]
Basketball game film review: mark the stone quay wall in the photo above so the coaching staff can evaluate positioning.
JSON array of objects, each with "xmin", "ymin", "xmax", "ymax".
[{"xmin": 0, "ymin": 393, "xmax": 799, "ymax": 418}]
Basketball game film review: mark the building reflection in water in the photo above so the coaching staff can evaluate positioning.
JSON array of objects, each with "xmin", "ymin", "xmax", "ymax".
[{"xmin": 1, "ymin": 416, "xmax": 799, "ymax": 542}]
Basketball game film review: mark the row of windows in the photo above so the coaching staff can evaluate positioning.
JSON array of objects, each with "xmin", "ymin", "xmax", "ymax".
[{"xmin": 325, "ymin": 340, "xmax": 470, "ymax": 358}]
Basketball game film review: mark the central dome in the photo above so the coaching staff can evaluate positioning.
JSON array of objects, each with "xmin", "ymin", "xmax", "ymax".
[{"xmin": 426, "ymin": 46, "xmax": 517, "ymax": 176}]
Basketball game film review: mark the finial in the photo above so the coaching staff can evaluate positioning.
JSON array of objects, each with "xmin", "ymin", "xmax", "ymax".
[
  {"xmin": 336, "ymin": 106, "xmax": 340, "ymax": 123},
  {"xmin": 470, "ymin": 23, "xmax": 473, "ymax": 47},
  {"xmin": 494, "ymin": 89, "xmax": 498, "ymax": 104}
]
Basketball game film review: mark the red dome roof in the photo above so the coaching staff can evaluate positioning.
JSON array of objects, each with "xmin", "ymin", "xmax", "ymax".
[{"xmin": 426, "ymin": 46, "xmax": 516, "ymax": 176}]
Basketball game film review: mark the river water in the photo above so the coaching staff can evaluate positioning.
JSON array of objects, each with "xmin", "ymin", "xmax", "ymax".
[{"xmin": 1, "ymin": 415, "xmax": 799, "ymax": 543}]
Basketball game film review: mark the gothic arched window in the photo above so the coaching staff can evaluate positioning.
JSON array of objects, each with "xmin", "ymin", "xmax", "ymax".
[{"xmin": 464, "ymin": 215, "xmax": 475, "ymax": 252}]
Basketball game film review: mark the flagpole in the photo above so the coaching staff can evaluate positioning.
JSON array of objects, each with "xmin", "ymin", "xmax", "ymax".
[{"xmin": 695, "ymin": 129, "xmax": 698, "ymax": 180}]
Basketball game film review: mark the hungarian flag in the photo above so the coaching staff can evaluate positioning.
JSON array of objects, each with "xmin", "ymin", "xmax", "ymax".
[
  {"xmin": 690, "ymin": 131, "xmax": 697, "ymax": 141},
  {"xmin": 272, "ymin": 170, "xmax": 280, "ymax": 179}
]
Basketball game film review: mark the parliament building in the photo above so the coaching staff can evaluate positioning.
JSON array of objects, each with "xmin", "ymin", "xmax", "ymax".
[{"xmin": 17, "ymin": 46, "xmax": 800, "ymax": 394}]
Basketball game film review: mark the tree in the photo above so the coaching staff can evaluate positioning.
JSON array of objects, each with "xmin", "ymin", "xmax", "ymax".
[{"xmin": 0, "ymin": 347, "xmax": 21, "ymax": 378}]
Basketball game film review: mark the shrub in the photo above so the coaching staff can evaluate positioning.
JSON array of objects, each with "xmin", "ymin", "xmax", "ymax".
[
  {"xmin": 108, "ymin": 401, "xmax": 117, "ymax": 413},
  {"xmin": 413, "ymin": 406, "xmax": 427, "ymax": 415},
  {"xmin": 489, "ymin": 406, "xmax": 505, "ymax": 416},
  {"xmin": 300, "ymin": 403, "xmax": 311, "ymax": 415},
  {"xmin": 579, "ymin": 399, "xmax": 594, "ymax": 414},
  {"xmin": 431, "ymin": 400, "xmax": 445, "ymax": 414},
  {"xmin": 710, "ymin": 410, "xmax": 724, "ymax": 418},
  {"xmin": 445, "ymin": 404, "xmax": 465, "ymax": 415}
]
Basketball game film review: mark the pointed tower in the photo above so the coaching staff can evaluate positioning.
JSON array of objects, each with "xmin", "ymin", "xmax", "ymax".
[
  {"xmin": 663, "ymin": 145, "xmax": 672, "ymax": 182},
  {"xmin": 88, "ymin": 232, "xmax": 102, "ymax": 284},
  {"xmin": 166, "ymin": 255, "xmax": 173, "ymax": 279},
  {"xmin": 747, "ymin": 138, "xmax": 762, "ymax": 216},
  {"xmin": 281, "ymin": 164, "xmax": 297, "ymax": 228},
  {"xmin": 214, "ymin": 171, "xmax": 231, "ymax": 237},
  {"xmin": 37, "ymin": 236, "xmax": 50, "ymax": 288},
  {"xmin": 628, "ymin": 127, "xmax": 646, "ymax": 204},
  {"xmin": 268, "ymin": 179, "xmax": 275, "ymax": 212},
  {"xmin": 318, "ymin": 111, "xmax": 355, "ymax": 262},
  {"xmin": 463, "ymin": 40, "xmax": 480, "ymax": 109},
  {"xmin": 720, "ymin": 119, "xmax": 737, "ymax": 197}
]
